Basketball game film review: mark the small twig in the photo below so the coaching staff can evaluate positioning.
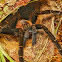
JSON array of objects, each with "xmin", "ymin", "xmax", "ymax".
[{"xmin": 36, "ymin": 38, "xmax": 48, "ymax": 60}]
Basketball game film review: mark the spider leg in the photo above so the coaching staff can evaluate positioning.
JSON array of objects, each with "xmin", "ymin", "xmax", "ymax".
[
  {"xmin": 0, "ymin": 28, "xmax": 25, "ymax": 61},
  {"xmin": 35, "ymin": 24, "xmax": 62, "ymax": 56},
  {"xmin": 23, "ymin": 25, "xmax": 37, "ymax": 46},
  {"xmin": 36, "ymin": 10, "xmax": 62, "ymax": 15},
  {"xmin": 32, "ymin": 25, "xmax": 37, "ymax": 45},
  {"xmin": 18, "ymin": 29, "xmax": 24, "ymax": 62},
  {"xmin": 23, "ymin": 30, "xmax": 29, "ymax": 47},
  {"xmin": 0, "ymin": 28, "xmax": 20, "ymax": 36},
  {"xmin": 32, "ymin": 15, "xmax": 37, "ymax": 24},
  {"xmin": 0, "ymin": 28, "xmax": 15, "ymax": 35},
  {"xmin": 10, "ymin": 19, "xmax": 18, "ymax": 29},
  {"xmin": 23, "ymin": 27, "xmax": 33, "ymax": 47}
]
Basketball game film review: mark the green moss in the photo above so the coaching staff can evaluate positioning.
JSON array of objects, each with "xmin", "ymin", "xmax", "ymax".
[
  {"xmin": 0, "ymin": 44, "xmax": 15, "ymax": 62},
  {"xmin": 0, "ymin": 11, "xmax": 3, "ymax": 15},
  {"xmin": 0, "ymin": 50, "xmax": 6, "ymax": 62},
  {"xmin": 61, "ymin": 59, "xmax": 62, "ymax": 61}
]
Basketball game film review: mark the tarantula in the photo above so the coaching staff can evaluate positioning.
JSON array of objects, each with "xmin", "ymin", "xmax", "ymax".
[{"xmin": 0, "ymin": 1, "xmax": 62, "ymax": 62}]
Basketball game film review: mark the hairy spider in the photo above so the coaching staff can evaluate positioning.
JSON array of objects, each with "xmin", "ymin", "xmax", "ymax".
[{"xmin": 0, "ymin": 1, "xmax": 62, "ymax": 62}]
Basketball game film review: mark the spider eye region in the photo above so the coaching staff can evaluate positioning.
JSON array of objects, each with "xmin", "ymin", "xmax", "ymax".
[{"xmin": 16, "ymin": 19, "xmax": 32, "ymax": 30}]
